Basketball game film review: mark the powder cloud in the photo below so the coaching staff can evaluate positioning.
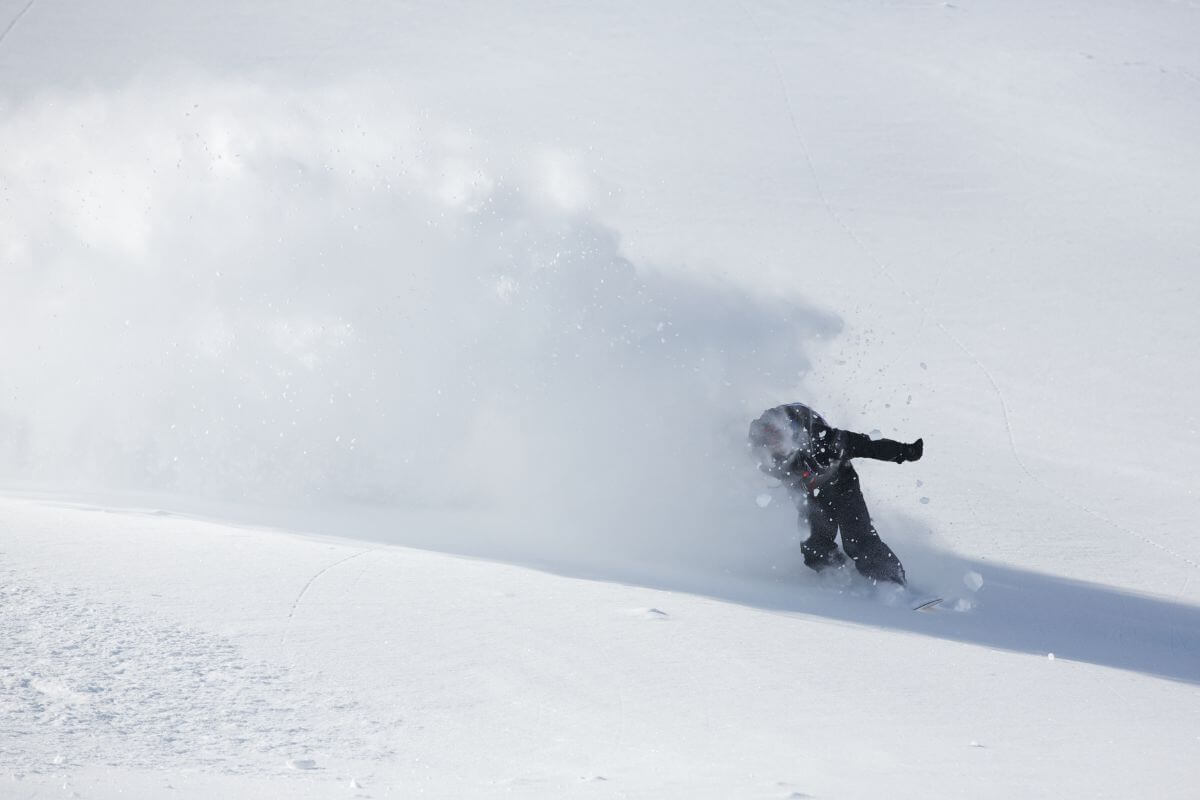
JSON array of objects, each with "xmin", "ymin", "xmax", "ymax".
[{"xmin": 0, "ymin": 76, "xmax": 839, "ymax": 570}]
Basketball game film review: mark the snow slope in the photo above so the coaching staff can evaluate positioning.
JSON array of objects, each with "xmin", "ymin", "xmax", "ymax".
[
  {"xmin": 4, "ymin": 497, "xmax": 1198, "ymax": 799},
  {"xmin": 2, "ymin": 0, "xmax": 1199, "ymax": 797}
]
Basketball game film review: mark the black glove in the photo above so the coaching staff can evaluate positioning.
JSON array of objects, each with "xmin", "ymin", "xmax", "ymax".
[{"xmin": 898, "ymin": 438, "xmax": 923, "ymax": 463}]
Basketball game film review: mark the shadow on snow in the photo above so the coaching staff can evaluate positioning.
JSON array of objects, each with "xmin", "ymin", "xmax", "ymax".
[{"xmin": 553, "ymin": 549, "xmax": 1200, "ymax": 687}]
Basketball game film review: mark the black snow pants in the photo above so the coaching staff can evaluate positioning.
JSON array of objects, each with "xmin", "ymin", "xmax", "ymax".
[{"xmin": 798, "ymin": 464, "xmax": 906, "ymax": 585}]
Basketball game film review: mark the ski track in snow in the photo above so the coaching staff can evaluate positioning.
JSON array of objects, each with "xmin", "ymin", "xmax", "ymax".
[
  {"xmin": 280, "ymin": 547, "xmax": 379, "ymax": 648},
  {"xmin": 0, "ymin": 566, "xmax": 395, "ymax": 780},
  {"xmin": 0, "ymin": 0, "xmax": 38, "ymax": 50},
  {"xmin": 742, "ymin": 4, "xmax": 1200, "ymax": 574}
]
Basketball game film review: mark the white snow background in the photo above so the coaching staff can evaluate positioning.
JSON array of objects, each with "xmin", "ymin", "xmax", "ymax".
[{"xmin": 1, "ymin": 1, "xmax": 1198, "ymax": 798}]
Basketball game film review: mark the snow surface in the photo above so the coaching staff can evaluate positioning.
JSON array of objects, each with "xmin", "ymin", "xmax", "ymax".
[{"xmin": 2, "ymin": 0, "xmax": 1199, "ymax": 797}]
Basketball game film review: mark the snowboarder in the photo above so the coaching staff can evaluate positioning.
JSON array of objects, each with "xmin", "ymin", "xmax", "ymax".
[{"xmin": 748, "ymin": 403, "xmax": 923, "ymax": 586}]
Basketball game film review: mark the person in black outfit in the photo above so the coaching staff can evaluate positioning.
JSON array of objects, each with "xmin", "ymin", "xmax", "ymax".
[{"xmin": 748, "ymin": 403, "xmax": 923, "ymax": 585}]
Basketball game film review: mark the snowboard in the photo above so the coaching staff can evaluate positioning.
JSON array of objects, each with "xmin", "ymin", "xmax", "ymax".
[
  {"xmin": 911, "ymin": 595, "xmax": 945, "ymax": 612},
  {"xmin": 814, "ymin": 566, "xmax": 947, "ymax": 612}
]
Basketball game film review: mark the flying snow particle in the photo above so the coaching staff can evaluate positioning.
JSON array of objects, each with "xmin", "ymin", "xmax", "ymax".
[
  {"xmin": 963, "ymin": 571, "xmax": 984, "ymax": 592},
  {"xmin": 1047, "ymin": 653, "xmax": 1055, "ymax": 661},
  {"xmin": 756, "ymin": 493, "xmax": 773, "ymax": 508}
]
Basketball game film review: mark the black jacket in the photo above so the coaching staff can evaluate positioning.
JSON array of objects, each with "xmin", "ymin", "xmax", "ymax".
[{"xmin": 749, "ymin": 403, "xmax": 917, "ymax": 489}]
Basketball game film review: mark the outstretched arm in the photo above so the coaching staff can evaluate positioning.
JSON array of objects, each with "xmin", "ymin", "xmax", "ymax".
[{"xmin": 832, "ymin": 430, "xmax": 923, "ymax": 463}]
